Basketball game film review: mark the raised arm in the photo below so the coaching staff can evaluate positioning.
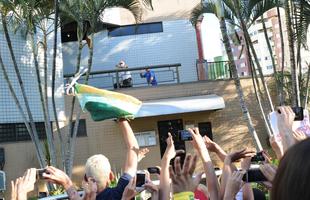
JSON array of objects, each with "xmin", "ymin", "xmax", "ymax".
[
  {"xmin": 160, "ymin": 133, "xmax": 181, "ymax": 200},
  {"xmin": 204, "ymin": 135, "xmax": 227, "ymax": 162},
  {"xmin": 277, "ymin": 106, "xmax": 296, "ymax": 152},
  {"xmin": 189, "ymin": 128, "xmax": 220, "ymax": 200},
  {"xmin": 118, "ymin": 119, "xmax": 139, "ymax": 177},
  {"xmin": 220, "ymin": 149, "xmax": 255, "ymax": 199}
]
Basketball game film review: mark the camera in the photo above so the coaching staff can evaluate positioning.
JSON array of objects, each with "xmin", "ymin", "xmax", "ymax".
[
  {"xmin": 136, "ymin": 172, "xmax": 146, "ymax": 188},
  {"xmin": 147, "ymin": 167, "xmax": 160, "ymax": 175},
  {"xmin": 178, "ymin": 130, "xmax": 192, "ymax": 141},
  {"xmin": 251, "ymin": 152, "xmax": 265, "ymax": 162},
  {"xmin": 242, "ymin": 168, "xmax": 267, "ymax": 182}
]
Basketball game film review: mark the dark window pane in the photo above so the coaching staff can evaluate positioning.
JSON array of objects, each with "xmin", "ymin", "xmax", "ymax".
[
  {"xmin": 0, "ymin": 124, "xmax": 15, "ymax": 142},
  {"xmin": 0, "ymin": 122, "xmax": 47, "ymax": 143},
  {"xmin": 108, "ymin": 22, "xmax": 163, "ymax": 37},
  {"xmin": 16, "ymin": 123, "xmax": 31, "ymax": 141}
]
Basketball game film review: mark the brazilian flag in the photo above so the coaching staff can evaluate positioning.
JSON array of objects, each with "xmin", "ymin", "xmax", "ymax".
[{"xmin": 74, "ymin": 83, "xmax": 142, "ymax": 121}]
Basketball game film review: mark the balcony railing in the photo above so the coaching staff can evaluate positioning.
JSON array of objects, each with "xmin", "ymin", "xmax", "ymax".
[
  {"xmin": 196, "ymin": 60, "xmax": 232, "ymax": 80},
  {"xmin": 64, "ymin": 63, "xmax": 181, "ymax": 89}
]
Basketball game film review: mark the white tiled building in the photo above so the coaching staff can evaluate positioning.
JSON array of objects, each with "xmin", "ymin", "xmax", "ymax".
[
  {"xmin": 62, "ymin": 19, "xmax": 199, "ymax": 83},
  {"xmin": 0, "ymin": 23, "xmax": 65, "ymax": 125}
]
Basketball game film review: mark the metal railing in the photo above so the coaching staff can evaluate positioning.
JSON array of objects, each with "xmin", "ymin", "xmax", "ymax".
[
  {"xmin": 196, "ymin": 60, "xmax": 232, "ymax": 80},
  {"xmin": 64, "ymin": 63, "xmax": 181, "ymax": 89}
]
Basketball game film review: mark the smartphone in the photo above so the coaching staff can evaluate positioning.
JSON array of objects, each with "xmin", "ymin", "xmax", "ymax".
[
  {"xmin": 147, "ymin": 167, "xmax": 160, "ymax": 175},
  {"xmin": 292, "ymin": 107, "xmax": 304, "ymax": 121},
  {"xmin": 251, "ymin": 152, "xmax": 265, "ymax": 162},
  {"xmin": 242, "ymin": 168, "xmax": 267, "ymax": 182},
  {"xmin": 36, "ymin": 168, "xmax": 47, "ymax": 179},
  {"xmin": 136, "ymin": 172, "xmax": 146, "ymax": 188},
  {"xmin": 178, "ymin": 130, "xmax": 192, "ymax": 141}
]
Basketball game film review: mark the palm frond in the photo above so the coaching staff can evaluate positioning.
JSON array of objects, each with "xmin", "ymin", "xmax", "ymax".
[
  {"xmin": 249, "ymin": 0, "xmax": 283, "ymax": 26},
  {"xmin": 190, "ymin": 1, "xmax": 235, "ymax": 26},
  {"xmin": 292, "ymin": 0, "xmax": 310, "ymax": 49}
]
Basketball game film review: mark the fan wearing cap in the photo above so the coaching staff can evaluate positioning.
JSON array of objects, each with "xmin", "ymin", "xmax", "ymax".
[{"xmin": 114, "ymin": 60, "xmax": 132, "ymax": 89}]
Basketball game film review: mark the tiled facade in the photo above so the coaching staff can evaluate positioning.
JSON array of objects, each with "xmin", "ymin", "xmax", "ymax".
[
  {"xmin": 0, "ymin": 25, "xmax": 65, "ymax": 123},
  {"xmin": 62, "ymin": 20, "xmax": 199, "ymax": 83}
]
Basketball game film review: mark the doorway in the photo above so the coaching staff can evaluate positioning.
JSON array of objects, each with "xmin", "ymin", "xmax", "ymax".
[{"xmin": 157, "ymin": 119, "xmax": 186, "ymax": 165}]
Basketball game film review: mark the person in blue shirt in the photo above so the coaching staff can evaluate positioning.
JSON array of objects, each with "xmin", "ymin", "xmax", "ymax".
[{"xmin": 140, "ymin": 68, "xmax": 157, "ymax": 86}]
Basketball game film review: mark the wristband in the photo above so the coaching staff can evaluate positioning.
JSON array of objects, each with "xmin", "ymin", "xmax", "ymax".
[{"xmin": 173, "ymin": 191, "xmax": 195, "ymax": 200}]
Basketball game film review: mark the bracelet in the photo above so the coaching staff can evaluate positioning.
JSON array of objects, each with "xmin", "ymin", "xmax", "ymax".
[{"xmin": 173, "ymin": 191, "xmax": 195, "ymax": 200}]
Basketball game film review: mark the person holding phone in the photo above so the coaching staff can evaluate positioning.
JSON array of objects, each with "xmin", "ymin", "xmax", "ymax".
[{"xmin": 42, "ymin": 119, "xmax": 139, "ymax": 200}]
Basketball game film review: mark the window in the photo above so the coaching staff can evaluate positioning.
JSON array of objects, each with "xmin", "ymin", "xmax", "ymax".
[
  {"xmin": 0, "ymin": 122, "xmax": 46, "ymax": 143},
  {"xmin": 240, "ymin": 63, "xmax": 246, "ymax": 68},
  {"xmin": 71, "ymin": 119, "xmax": 87, "ymax": 137},
  {"xmin": 135, "ymin": 131, "xmax": 156, "ymax": 147},
  {"xmin": 267, "ymin": 65, "xmax": 273, "ymax": 70},
  {"xmin": 108, "ymin": 22, "xmax": 163, "ymax": 37}
]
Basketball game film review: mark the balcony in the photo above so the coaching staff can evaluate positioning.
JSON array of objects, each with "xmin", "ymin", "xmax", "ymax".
[{"xmin": 64, "ymin": 63, "xmax": 181, "ymax": 89}]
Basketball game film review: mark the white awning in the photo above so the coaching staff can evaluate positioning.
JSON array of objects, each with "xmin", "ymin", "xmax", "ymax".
[{"xmin": 135, "ymin": 94, "xmax": 225, "ymax": 118}]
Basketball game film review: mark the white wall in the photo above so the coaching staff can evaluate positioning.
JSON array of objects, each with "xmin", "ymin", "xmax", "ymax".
[
  {"xmin": 0, "ymin": 22, "xmax": 65, "ymax": 123},
  {"xmin": 201, "ymin": 14, "xmax": 223, "ymax": 61},
  {"xmin": 62, "ymin": 19, "xmax": 199, "ymax": 84}
]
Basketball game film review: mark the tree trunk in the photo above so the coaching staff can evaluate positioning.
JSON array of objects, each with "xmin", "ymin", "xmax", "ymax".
[
  {"xmin": 30, "ymin": 31, "xmax": 57, "ymax": 167},
  {"xmin": 42, "ymin": 29, "xmax": 57, "ymax": 166},
  {"xmin": 305, "ymin": 65, "xmax": 310, "ymax": 109},
  {"xmin": 67, "ymin": 33, "xmax": 94, "ymax": 177},
  {"xmin": 1, "ymin": 14, "xmax": 46, "ymax": 167},
  {"xmin": 248, "ymin": 50, "xmax": 273, "ymax": 137},
  {"xmin": 51, "ymin": 0, "xmax": 65, "ymax": 170},
  {"xmin": 242, "ymin": 19, "xmax": 274, "ymax": 113},
  {"xmin": 285, "ymin": 0, "xmax": 300, "ymax": 107},
  {"xmin": 277, "ymin": 4, "xmax": 285, "ymax": 105},
  {"xmin": 219, "ymin": 16, "xmax": 262, "ymax": 151},
  {"xmin": 66, "ymin": 34, "xmax": 84, "ymax": 176},
  {"xmin": 261, "ymin": 16, "xmax": 280, "ymax": 105}
]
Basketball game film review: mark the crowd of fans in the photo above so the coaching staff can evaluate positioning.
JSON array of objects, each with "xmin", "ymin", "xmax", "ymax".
[{"xmin": 10, "ymin": 106, "xmax": 310, "ymax": 200}]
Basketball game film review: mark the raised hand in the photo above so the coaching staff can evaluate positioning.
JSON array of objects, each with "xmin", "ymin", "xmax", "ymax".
[
  {"xmin": 276, "ymin": 106, "xmax": 296, "ymax": 151},
  {"xmin": 224, "ymin": 149, "xmax": 255, "ymax": 164},
  {"xmin": 223, "ymin": 170, "xmax": 246, "ymax": 200},
  {"xmin": 11, "ymin": 168, "xmax": 37, "ymax": 200},
  {"xmin": 259, "ymin": 163, "xmax": 277, "ymax": 183},
  {"xmin": 293, "ymin": 130, "xmax": 307, "ymax": 142},
  {"xmin": 43, "ymin": 166, "xmax": 73, "ymax": 190},
  {"xmin": 82, "ymin": 177, "xmax": 97, "ymax": 200},
  {"xmin": 269, "ymin": 135, "xmax": 284, "ymax": 159},
  {"xmin": 204, "ymin": 135, "xmax": 218, "ymax": 152},
  {"xmin": 169, "ymin": 154, "xmax": 202, "ymax": 194},
  {"xmin": 121, "ymin": 177, "xmax": 137, "ymax": 200},
  {"xmin": 137, "ymin": 148, "xmax": 150, "ymax": 163}
]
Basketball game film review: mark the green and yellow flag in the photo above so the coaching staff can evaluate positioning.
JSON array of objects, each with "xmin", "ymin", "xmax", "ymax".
[{"xmin": 74, "ymin": 83, "xmax": 142, "ymax": 121}]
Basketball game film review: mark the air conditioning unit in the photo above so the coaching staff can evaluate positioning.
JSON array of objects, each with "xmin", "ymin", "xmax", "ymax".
[{"xmin": 0, "ymin": 171, "xmax": 6, "ymax": 191}]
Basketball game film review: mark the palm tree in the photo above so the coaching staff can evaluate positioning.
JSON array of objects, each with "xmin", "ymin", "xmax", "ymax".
[
  {"xmin": 0, "ymin": 1, "xmax": 47, "ymax": 167},
  {"xmin": 12, "ymin": 0, "xmax": 58, "ymax": 167},
  {"xmin": 285, "ymin": 0, "xmax": 299, "ymax": 107},
  {"xmin": 59, "ymin": 0, "xmax": 153, "ymax": 176},
  {"xmin": 191, "ymin": 1, "xmax": 263, "ymax": 151}
]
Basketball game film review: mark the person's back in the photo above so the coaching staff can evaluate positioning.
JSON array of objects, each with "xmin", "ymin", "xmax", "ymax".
[{"xmin": 271, "ymin": 138, "xmax": 310, "ymax": 200}]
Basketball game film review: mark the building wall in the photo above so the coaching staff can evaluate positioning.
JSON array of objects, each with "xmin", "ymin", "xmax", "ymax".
[
  {"xmin": 1, "ymin": 78, "xmax": 273, "ymax": 197},
  {"xmin": 0, "ymin": 23, "xmax": 65, "ymax": 123},
  {"xmin": 63, "ymin": 77, "xmax": 270, "ymax": 187},
  {"xmin": 62, "ymin": 19, "xmax": 199, "ymax": 83}
]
